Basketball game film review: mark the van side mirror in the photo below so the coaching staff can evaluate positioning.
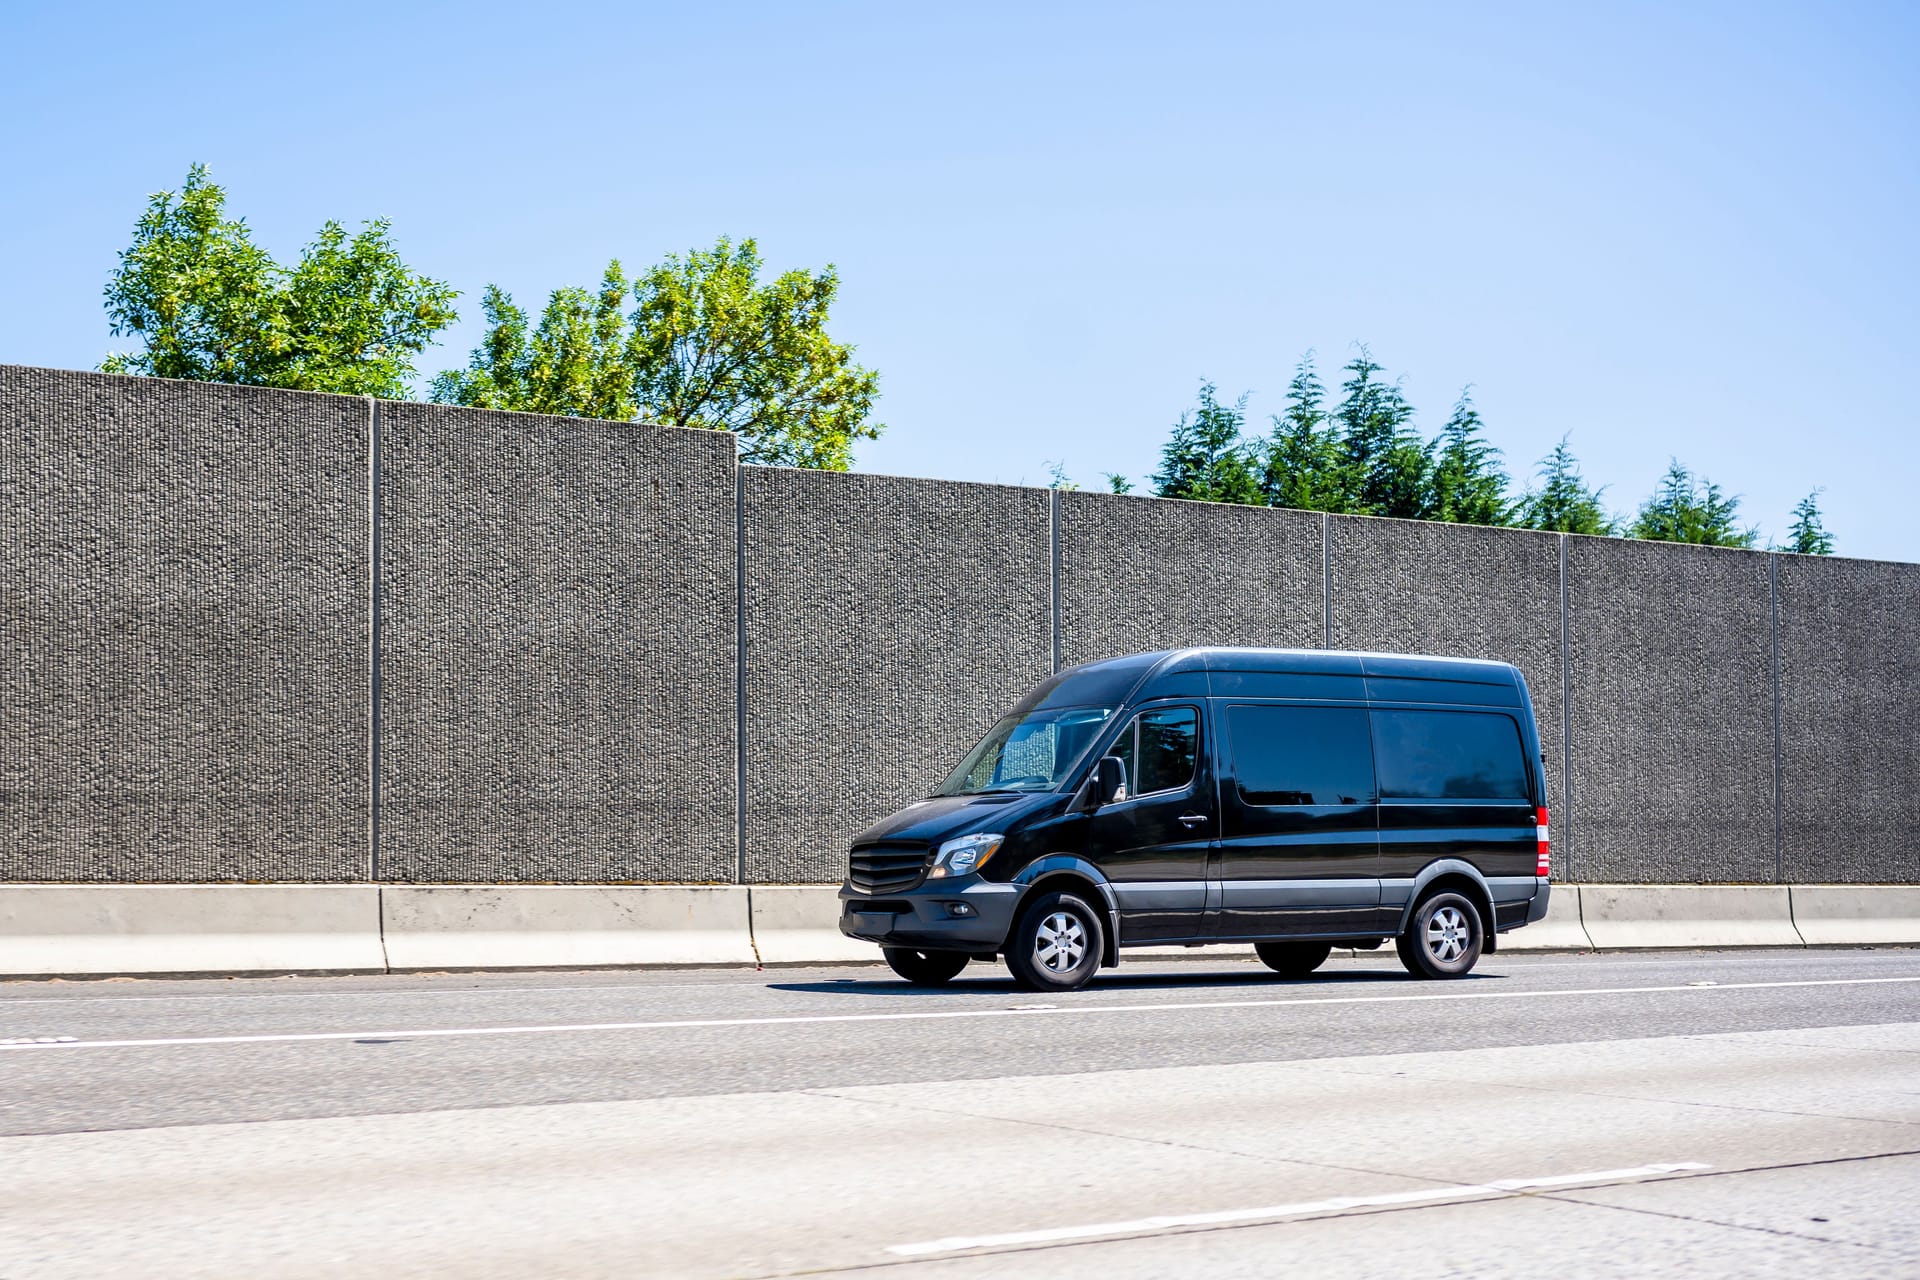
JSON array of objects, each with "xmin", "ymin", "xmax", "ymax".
[{"xmin": 1088, "ymin": 756, "xmax": 1128, "ymax": 809}]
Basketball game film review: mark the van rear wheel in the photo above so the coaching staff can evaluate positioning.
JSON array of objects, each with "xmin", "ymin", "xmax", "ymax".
[
  {"xmin": 883, "ymin": 947, "xmax": 970, "ymax": 985},
  {"xmin": 1396, "ymin": 891, "xmax": 1483, "ymax": 979},
  {"xmin": 1254, "ymin": 941, "xmax": 1333, "ymax": 977},
  {"xmin": 1004, "ymin": 891, "xmax": 1105, "ymax": 992}
]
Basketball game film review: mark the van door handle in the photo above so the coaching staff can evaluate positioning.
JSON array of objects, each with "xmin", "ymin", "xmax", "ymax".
[{"xmin": 1178, "ymin": 813, "xmax": 1208, "ymax": 828}]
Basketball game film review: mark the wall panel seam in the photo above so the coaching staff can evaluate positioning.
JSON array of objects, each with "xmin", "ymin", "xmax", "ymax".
[
  {"xmin": 368, "ymin": 398, "xmax": 382, "ymax": 883},
  {"xmin": 1559, "ymin": 532, "xmax": 1572, "ymax": 881},
  {"xmin": 735, "ymin": 466, "xmax": 748, "ymax": 885},
  {"xmin": 1049, "ymin": 489, "xmax": 1062, "ymax": 672},
  {"xmin": 1771, "ymin": 554, "xmax": 1783, "ymax": 883}
]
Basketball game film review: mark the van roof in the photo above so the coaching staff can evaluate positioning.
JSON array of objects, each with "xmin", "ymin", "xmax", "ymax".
[{"xmin": 1069, "ymin": 646, "xmax": 1519, "ymax": 684}]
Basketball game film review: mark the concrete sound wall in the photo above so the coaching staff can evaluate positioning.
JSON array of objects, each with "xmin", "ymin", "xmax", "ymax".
[
  {"xmin": 2, "ymin": 366, "xmax": 1917, "ymax": 890},
  {"xmin": 741, "ymin": 469, "xmax": 1052, "ymax": 883},
  {"xmin": 377, "ymin": 401, "xmax": 737, "ymax": 883},
  {"xmin": 1565, "ymin": 537, "xmax": 1777, "ymax": 884},
  {"xmin": 0, "ymin": 367, "xmax": 370, "ymax": 882},
  {"xmin": 1776, "ymin": 553, "xmax": 1920, "ymax": 884}
]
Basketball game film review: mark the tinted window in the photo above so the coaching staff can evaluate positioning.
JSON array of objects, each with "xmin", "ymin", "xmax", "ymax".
[
  {"xmin": 1136, "ymin": 707, "xmax": 1198, "ymax": 794},
  {"xmin": 1372, "ymin": 709, "xmax": 1528, "ymax": 800},
  {"xmin": 1107, "ymin": 706, "xmax": 1198, "ymax": 797},
  {"xmin": 1226, "ymin": 705, "xmax": 1375, "ymax": 806}
]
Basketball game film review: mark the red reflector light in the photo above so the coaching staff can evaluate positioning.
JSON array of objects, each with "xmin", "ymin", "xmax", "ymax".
[{"xmin": 1536, "ymin": 806, "xmax": 1551, "ymax": 878}]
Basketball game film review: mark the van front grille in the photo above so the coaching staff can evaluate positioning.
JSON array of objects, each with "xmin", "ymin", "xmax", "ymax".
[{"xmin": 848, "ymin": 843, "xmax": 933, "ymax": 894}]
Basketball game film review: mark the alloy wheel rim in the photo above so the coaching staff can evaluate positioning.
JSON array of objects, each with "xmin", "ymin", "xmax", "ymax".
[
  {"xmin": 1035, "ymin": 911, "xmax": 1087, "ymax": 972},
  {"xmin": 1426, "ymin": 904, "xmax": 1469, "ymax": 962}
]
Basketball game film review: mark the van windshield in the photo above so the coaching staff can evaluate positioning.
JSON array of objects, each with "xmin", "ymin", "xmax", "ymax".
[{"xmin": 935, "ymin": 706, "xmax": 1117, "ymax": 796}]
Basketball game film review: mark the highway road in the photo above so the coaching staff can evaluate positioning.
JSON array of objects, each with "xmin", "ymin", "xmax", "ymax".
[{"xmin": 2, "ymin": 947, "xmax": 1917, "ymax": 1277}]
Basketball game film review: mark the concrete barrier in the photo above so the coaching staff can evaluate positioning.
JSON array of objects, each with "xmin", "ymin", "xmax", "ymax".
[
  {"xmin": 1498, "ymin": 885, "xmax": 1594, "ymax": 951},
  {"xmin": 747, "ymin": 886, "xmax": 876, "ymax": 964},
  {"xmin": 0, "ymin": 884, "xmax": 384, "ymax": 977},
  {"xmin": 1789, "ymin": 886, "xmax": 1920, "ymax": 946},
  {"xmin": 381, "ymin": 885, "xmax": 756, "ymax": 970},
  {"xmin": 1578, "ymin": 884, "xmax": 1803, "ymax": 949}
]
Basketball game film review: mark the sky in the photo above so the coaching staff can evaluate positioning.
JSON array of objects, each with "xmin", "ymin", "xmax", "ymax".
[{"xmin": 4, "ymin": 1, "xmax": 1916, "ymax": 561}]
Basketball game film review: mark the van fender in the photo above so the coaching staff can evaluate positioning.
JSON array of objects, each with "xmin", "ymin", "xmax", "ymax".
[
  {"xmin": 1391, "ymin": 859, "xmax": 1498, "ymax": 951},
  {"xmin": 1011, "ymin": 856, "xmax": 1123, "ymax": 966}
]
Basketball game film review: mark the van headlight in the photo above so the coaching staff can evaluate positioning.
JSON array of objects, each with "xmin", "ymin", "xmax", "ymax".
[{"xmin": 929, "ymin": 833, "xmax": 1004, "ymax": 879}]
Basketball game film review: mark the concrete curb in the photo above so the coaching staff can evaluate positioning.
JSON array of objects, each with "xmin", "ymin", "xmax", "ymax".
[
  {"xmin": 1579, "ymin": 884, "xmax": 1802, "ymax": 949},
  {"xmin": 0, "ymin": 884, "xmax": 384, "ymax": 978},
  {"xmin": 1497, "ymin": 885, "xmax": 1595, "ymax": 951},
  {"xmin": 1, "ymin": 882, "xmax": 1916, "ymax": 979},
  {"xmin": 1789, "ymin": 886, "xmax": 1920, "ymax": 946},
  {"xmin": 381, "ymin": 885, "xmax": 757, "ymax": 970},
  {"xmin": 746, "ymin": 886, "xmax": 876, "ymax": 965}
]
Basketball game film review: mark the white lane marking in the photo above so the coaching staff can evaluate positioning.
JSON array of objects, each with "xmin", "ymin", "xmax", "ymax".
[
  {"xmin": 1, "ymin": 976, "xmax": 1917, "ymax": 1052},
  {"xmin": 885, "ymin": 1161, "xmax": 1713, "ymax": 1256}
]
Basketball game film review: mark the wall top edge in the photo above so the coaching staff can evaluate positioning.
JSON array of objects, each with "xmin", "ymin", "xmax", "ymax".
[
  {"xmin": 0, "ymin": 362, "xmax": 733, "ymax": 448},
  {"xmin": 5, "ymin": 361, "xmax": 1912, "ymax": 571}
]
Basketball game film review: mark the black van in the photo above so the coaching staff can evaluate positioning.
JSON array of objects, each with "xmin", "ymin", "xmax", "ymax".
[{"xmin": 839, "ymin": 648, "xmax": 1551, "ymax": 990}]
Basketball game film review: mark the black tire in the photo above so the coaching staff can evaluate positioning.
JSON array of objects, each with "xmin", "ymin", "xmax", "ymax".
[
  {"xmin": 1003, "ymin": 890, "xmax": 1105, "ymax": 992},
  {"xmin": 1254, "ymin": 940, "xmax": 1333, "ymax": 977},
  {"xmin": 883, "ymin": 947, "xmax": 970, "ymax": 985},
  {"xmin": 1396, "ymin": 891, "xmax": 1484, "ymax": 980}
]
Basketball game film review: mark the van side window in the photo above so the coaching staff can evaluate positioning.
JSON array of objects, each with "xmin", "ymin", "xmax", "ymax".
[
  {"xmin": 1226, "ymin": 705, "xmax": 1375, "ymax": 805},
  {"xmin": 1109, "ymin": 706, "xmax": 1199, "ymax": 797},
  {"xmin": 1371, "ymin": 709, "xmax": 1528, "ymax": 800}
]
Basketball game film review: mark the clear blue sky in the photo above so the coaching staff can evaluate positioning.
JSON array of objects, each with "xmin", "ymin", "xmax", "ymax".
[{"xmin": 5, "ymin": 1, "xmax": 1915, "ymax": 560}]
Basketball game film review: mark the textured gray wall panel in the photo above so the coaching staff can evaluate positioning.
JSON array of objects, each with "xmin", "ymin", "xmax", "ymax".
[
  {"xmin": 743, "ymin": 469, "xmax": 1052, "ymax": 882},
  {"xmin": 1777, "ymin": 554, "xmax": 1920, "ymax": 882},
  {"xmin": 0, "ymin": 367, "xmax": 369, "ymax": 881},
  {"xmin": 1057, "ymin": 493, "xmax": 1323, "ymax": 666},
  {"xmin": 378, "ymin": 403, "xmax": 735, "ymax": 882},
  {"xmin": 1327, "ymin": 515, "xmax": 1564, "ymax": 840},
  {"xmin": 1566, "ymin": 537, "xmax": 1775, "ymax": 882}
]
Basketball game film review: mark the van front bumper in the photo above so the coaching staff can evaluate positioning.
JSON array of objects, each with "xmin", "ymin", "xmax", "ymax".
[{"xmin": 838, "ymin": 880, "xmax": 1021, "ymax": 952}]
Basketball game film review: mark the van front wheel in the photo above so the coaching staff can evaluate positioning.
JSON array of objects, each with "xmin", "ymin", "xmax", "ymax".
[
  {"xmin": 1396, "ymin": 892, "xmax": 1483, "ymax": 980},
  {"xmin": 883, "ymin": 947, "xmax": 970, "ymax": 985},
  {"xmin": 1005, "ymin": 891, "xmax": 1105, "ymax": 992}
]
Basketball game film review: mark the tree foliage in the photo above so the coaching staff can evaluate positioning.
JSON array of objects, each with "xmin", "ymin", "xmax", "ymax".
[
  {"xmin": 1425, "ymin": 390, "xmax": 1511, "ymax": 526},
  {"xmin": 1151, "ymin": 382, "xmax": 1265, "ymax": 504},
  {"xmin": 1628, "ymin": 460, "xmax": 1757, "ymax": 548},
  {"xmin": 1259, "ymin": 354, "xmax": 1344, "ymax": 512},
  {"xmin": 1513, "ymin": 437, "xmax": 1614, "ymax": 534},
  {"xmin": 103, "ymin": 165, "xmax": 457, "ymax": 397},
  {"xmin": 1785, "ymin": 490, "xmax": 1835, "ymax": 555},
  {"xmin": 434, "ymin": 238, "xmax": 882, "ymax": 469}
]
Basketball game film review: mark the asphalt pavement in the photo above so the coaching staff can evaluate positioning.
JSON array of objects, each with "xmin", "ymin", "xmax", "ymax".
[{"xmin": 2, "ymin": 947, "xmax": 1917, "ymax": 1277}]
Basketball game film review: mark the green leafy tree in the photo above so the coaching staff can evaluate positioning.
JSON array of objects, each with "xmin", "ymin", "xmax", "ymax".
[
  {"xmin": 1333, "ymin": 348, "xmax": 1428, "ymax": 517},
  {"xmin": 1259, "ymin": 353, "xmax": 1345, "ymax": 512},
  {"xmin": 1514, "ymin": 437, "xmax": 1615, "ymax": 534},
  {"xmin": 436, "ymin": 238, "xmax": 880, "ymax": 469},
  {"xmin": 1045, "ymin": 461, "xmax": 1080, "ymax": 491},
  {"xmin": 1629, "ymin": 460, "xmax": 1757, "ymax": 548},
  {"xmin": 103, "ymin": 164, "xmax": 457, "ymax": 397},
  {"xmin": 1785, "ymin": 489, "xmax": 1835, "ymax": 555},
  {"xmin": 1424, "ymin": 389, "xmax": 1512, "ymax": 526},
  {"xmin": 431, "ymin": 264, "xmax": 636, "ymax": 419},
  {"xmin": 1152, "ymin": 382, "xmax": 1264, "ymax": 505},
  {"xmin": 1102, "ymin": 473, "xmax": 1135, "ymax": 495}
]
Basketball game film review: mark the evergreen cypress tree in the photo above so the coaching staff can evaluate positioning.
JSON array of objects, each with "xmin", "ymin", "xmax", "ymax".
[
  {"xmin": 1425, "ymin": 389, "xmax": 1512, "ymax": 526},
  {"xmin": 1514, "ymin": 437, "xmax": 1615, "ymax": 534},
  {"xmin": 1151, "ymin": 382, "xmax": 1265, "ymax": 505},
  {"xmin": 1259, "ymin": 352, "xmax": 1343, "ymax": 511},
  {"xmin": 1334, "ymin": 348, "xmax": 1428, "ymax": 517},
  {"xmin": 1785, "ymin": 489, "xmax": 1835, "ymax": 555},
  {"xmin": 1629, "ymin": 460, "xmax": 1758, "ymax": 548}
]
